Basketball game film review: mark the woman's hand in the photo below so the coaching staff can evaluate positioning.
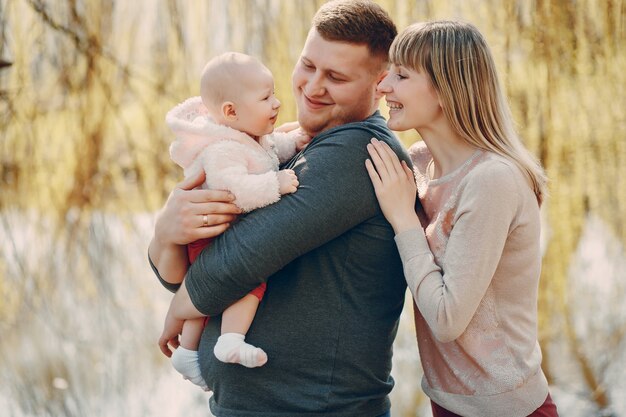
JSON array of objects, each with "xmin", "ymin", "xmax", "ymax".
[{"xmin": 365, "ymin": 138, "xmax": 421, "ymax": 234}]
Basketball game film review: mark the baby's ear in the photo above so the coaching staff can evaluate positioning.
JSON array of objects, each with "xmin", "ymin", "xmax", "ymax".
[{"xmin": 222, "ymin": 102, "xmax": 237, "ymax": 120}]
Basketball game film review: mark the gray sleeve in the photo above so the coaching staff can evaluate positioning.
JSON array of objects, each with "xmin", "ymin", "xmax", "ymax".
[
  {"xmin": 148, "ymin": 253, "xmax": 181, "ymax": 293},
  {"xmin": 184, "ymin": 127, "xmax": 392, "ymax": 316}
]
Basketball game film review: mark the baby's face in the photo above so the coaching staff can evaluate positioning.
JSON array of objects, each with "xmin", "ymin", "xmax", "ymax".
[{"xmin": 230, "ymin": 65, "xmax": 281, "ymax": 138}]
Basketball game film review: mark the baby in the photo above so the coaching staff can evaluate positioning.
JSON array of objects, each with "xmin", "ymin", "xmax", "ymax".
[{"xmin": 164, "ymin": 52, "xmax": 309, "ymax": 390}]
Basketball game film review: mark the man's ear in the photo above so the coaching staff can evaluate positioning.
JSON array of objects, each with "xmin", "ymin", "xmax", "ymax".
[
  {"xmin": 375, "ymin": 69, "xmax": 388, "ymax": 100},
  {"xmin": 221, "ymin": 102, "xmax": 237, "ymax": 121}
]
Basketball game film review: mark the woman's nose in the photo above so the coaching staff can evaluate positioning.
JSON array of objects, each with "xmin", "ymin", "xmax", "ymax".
[{"xmin": 377, "ymin": 74, "xmax": 392, "ymax": 94}]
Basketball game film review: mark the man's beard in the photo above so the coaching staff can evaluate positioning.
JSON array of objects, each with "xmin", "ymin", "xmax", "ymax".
[{"xmin": 298, "ymin": 104, "xmax": 372, "ymax": 138}]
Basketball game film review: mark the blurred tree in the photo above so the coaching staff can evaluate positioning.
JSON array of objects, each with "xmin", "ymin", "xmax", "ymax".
[{"xmin": 0, "ymin": 1, "xmax": 625, "ymax": 416}]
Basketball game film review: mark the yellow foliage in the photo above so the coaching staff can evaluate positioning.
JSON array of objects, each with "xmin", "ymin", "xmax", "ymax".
[{"xmin": 0, "ymin": 2, "xmax": 625, "ymax": 412}]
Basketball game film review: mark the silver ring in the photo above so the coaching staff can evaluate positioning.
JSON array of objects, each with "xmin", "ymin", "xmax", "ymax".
[{"xmin": 202, "ymin": 214, "xmax": 209, "ymax": 227}]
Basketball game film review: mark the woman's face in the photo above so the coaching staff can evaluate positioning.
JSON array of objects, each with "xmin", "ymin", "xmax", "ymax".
[{"xmin": 377, "ymin": 64, "xmax": 443, "ymax": 132}]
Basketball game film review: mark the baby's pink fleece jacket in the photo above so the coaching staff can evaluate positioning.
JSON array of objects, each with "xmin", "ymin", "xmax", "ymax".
[{"xmin": 166, "ymin": 96, "xmax": 300, "ymax": 212}]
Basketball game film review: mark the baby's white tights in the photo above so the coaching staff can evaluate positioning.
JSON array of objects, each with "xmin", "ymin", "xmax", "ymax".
[
  {"xmin": 171, "ymin": 346, "xmax": 209, "ymax": 391},
  {"xmin": 213, "ymin": 333, "xmax": 268, "ymax": 368}
]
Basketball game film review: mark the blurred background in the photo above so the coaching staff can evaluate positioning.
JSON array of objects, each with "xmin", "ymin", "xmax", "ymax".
[{"xmin": 1, "ymin": 0, "xmax": 625, "ymax": 416}]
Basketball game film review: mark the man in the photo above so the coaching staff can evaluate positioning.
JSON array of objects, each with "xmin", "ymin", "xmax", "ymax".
[{"xmin": 149, "ymin": 1, "xmax": 411, "ymax": 416}]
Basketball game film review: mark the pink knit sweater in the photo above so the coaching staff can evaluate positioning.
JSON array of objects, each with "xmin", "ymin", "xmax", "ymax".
[{"xmin": 394, "ymin": 141, "xmax": 549, "ymax": 417}]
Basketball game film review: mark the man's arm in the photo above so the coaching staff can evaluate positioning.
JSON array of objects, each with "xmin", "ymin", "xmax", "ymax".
[
  {"xmin": 158, "ymin": 279, "xmax": 205, "ymax": 357},
  {"xmin": 184, "ymin": 127, "xmax": 403, "ymax": 316},
  {"xmin": 148, "ymin": 170, "xmax": 241, "ymax": 288}
]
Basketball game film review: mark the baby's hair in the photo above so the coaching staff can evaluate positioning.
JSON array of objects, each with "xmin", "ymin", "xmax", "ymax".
[{"xmin": 200, "ymin": 52, "xmax": 264, "ymax": 110}]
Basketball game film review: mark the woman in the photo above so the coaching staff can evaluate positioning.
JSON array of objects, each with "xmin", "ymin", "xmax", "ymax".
[{"xmin": 365, "ymin": 21, "xmax": 558, "ymax": 417}]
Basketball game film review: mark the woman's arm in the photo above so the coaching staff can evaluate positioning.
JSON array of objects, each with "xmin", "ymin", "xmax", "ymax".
[
  {"xmin": 394, "ymin": 170, "xmax": 519, "ymax": 342},
  {"xmin": 366, "ymin": 139, "xmax": 521, "ymax": 342}
]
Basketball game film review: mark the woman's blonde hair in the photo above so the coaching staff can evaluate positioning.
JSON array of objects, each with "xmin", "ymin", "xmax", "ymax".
[{"xmin": 390, "ymin": 21, "xmax": 547, "ymax": 205}]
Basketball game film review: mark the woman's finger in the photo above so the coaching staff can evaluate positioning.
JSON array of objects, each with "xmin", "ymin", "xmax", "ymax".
[
  {"xmin": 367, "ymin": 143, "xmax": 390, "ymax": 180},
  {"xmin": 372, "ymin": 138, "xmax": 403, "ymax": 178},
  {"xmin": 365, "ymin": 159, "xmax": 383, "ymax": 190},
  {"xmin": 402, "ymin": 160, "xmax": 416, "ymax": 183}
]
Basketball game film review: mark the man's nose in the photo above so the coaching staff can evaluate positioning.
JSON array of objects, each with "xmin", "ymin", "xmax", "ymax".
[{"xmin": 305, "ymin": 72, "xmax": 326, "ymax": 97}]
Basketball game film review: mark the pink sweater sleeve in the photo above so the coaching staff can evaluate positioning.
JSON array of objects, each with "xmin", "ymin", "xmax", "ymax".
[{"xmin": 394, "ymin": 161, "xmax": 522, "ymax": 342}]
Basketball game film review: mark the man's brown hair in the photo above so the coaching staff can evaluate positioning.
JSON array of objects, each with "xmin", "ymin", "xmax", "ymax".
[{"xmin": 313, "ymin": 0, "xmax": 397, "ymax": 61}]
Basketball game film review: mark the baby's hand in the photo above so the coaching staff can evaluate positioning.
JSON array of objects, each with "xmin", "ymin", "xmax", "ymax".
[
  {"xmin": 294, "ymin": 130, "xmax": 312, "ymax": 151},
  {"xmin": 278, "ymin": 169, "xmax": 299, "ymax": 195}
]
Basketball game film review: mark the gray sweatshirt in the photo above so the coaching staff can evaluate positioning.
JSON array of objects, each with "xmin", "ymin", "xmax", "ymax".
[{"xmin": 153, "ymin": 111, "xmax": 410, "ymax": 417}]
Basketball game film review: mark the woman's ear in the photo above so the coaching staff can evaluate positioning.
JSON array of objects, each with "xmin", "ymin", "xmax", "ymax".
[
  {"xmin": 221, "ymin": 102, "xmax": 237, "ymax": 121},
  {"xmin": 434, "ymin": 88, "xmax": 444, "ymax": 109}
]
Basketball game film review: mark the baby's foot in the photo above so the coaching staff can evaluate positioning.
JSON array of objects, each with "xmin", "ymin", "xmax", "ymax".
[
  {"xmin": 171, "ymin": 346, "xmax": 209, "ymax": 391},
  {"xmin": 214, "ymin": 333, "xmax": 268, "ymax": 368}
]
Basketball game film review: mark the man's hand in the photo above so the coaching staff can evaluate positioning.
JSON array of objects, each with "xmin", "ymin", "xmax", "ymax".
[
  {"xmin": 158, "ymin": 307, "xmax": 185, "ymax": 357},
  {"xmin": 148, "ymin": 169, "xmax": 243, "ymax": 284},
  {"xmin": 158, "ymin": 282, "xmax": 205, "ymax": 357},
  {"xmin": 154, "ymin": 169, "xmax": 242, "ymax": 246}
]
